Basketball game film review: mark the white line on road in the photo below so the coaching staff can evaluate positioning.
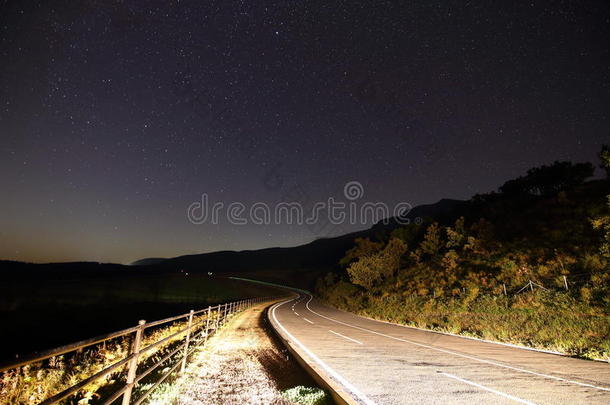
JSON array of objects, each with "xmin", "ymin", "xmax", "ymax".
[
  {"xmin": 329, "ymin": 330, "xmax": 363, "ymax": 345},
  {"xmin": 303, "ymin": 294, "xmax": 610, "ymax": 393},
  {"xmin": 439, "ymin": 372, "xmax": 537, "ymax": 405},
  {"xmin": 302, "ymin": 317, "xmax": 314, "ymax": 324},
  {"xmin": 271, "ymin": 298, "xmax": 377, "ymax": 405},
  {"xmin": 295, "ymin": 311, "xmax": 300, "ymax": 316}
]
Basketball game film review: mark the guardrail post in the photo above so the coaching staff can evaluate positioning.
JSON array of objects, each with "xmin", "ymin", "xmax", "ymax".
[
  {"xmin": 122, "ymin": 319, "xmax": 145, "ymax": 405},
  {"xmin": 180, "ymin": 310, "xmax": 194, "ymax": 373},
  {"xmin": 204, "ymin": 306, "xmax": 211, "ymax": 345},
  {"xmin": 215, "ymin": 304, "xmax": 221, "ymax": 329}
]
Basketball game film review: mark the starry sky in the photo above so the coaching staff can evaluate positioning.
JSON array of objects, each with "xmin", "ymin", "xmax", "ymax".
[{"xmin": 1, "ymin": 1, "xmax": 609, "ymax": 264}]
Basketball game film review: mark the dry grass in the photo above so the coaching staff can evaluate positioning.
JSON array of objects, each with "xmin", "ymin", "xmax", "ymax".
[
  {"xmin": 0, "ymin": 311, "xmax": 215, "ymax": 404},
  {"xmin": 147, "ymin": 305, "xmax": 327, "ymax": 405}
]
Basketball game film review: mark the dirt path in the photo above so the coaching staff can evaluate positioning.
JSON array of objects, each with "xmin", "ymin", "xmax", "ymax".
[{"xmin": 148, "ymin": 302, "xmax": 320, "ymax": 405}]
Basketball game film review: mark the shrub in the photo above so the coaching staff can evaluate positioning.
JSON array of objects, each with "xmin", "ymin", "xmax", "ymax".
[
  {"xmin": 347, "ymin": 238, "xmax": 406, "ymax": 289},
  {"xmin": 282, "ymin": 386, "xmax": 330, "ymax": 405}
]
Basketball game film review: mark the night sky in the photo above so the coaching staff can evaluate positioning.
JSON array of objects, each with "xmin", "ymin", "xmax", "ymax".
[{"xmin": 1, "ymin": 1, "xmax": 609, "ymax": 264}]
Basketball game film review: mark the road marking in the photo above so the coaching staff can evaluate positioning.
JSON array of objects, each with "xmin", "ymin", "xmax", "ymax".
[
  {"xmin": 302, "ymin": 317, "xmax": 314, "ymax": 324},
  {"xmin": 271, "ymin": 298, "xmax": 377, "ymax": 405},
  {"xmin": 303, "ymin": 294, "xmax": 610, "ymax": 393},
  {"xmin": 439, "ymin": 372, "xmax": 537, "ymax": 404},
  {"xmin": 329, "ymin": 330, "xmax": 363, "ymax": 345},
  {"xmin": 294, "ymin": 311, "xmax": 300, "ymax": 316}
]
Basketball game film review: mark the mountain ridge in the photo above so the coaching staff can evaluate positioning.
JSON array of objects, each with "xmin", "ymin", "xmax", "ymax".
[{"xmin": 132, "ymin": 198, "xmax": 466, "ymax": 272}]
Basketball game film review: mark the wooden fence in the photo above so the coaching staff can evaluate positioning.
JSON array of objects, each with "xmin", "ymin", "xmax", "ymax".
[{"xmin": 0, "ymin": 296, "xmax": 280, "ymax": 404}]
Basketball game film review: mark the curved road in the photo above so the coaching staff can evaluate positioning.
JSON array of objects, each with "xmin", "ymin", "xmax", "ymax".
[{"xmin": 269, "ymin": 293, "xmax": 610, "ymax": 405}]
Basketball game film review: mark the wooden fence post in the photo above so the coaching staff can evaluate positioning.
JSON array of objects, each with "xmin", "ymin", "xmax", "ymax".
[
  {"xmin": 214, "ymin": 304, "xmax": 221, "ymax": 330},
  {"xmin": 204, "ymin": 306, "xmax": 211, "ymax": 345},
  {"xmin": 180, "ymin": 310, "xmax": 194, "ymax": 373},
  {"xmin": 122, "ymin": 319, "xmax": 145, "ymax": 405}
]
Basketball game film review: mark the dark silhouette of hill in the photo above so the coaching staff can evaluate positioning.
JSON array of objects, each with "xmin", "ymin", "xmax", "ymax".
[
  {"xmin": 130, "ymin": 257, "xmax": 167, "ymax": 266},
  {"xmin": 0, "ymin": 260, "xmax": 157, "ymax": 281},
  {"xmin": 134, "ymin": 198, "xmax": 466, "ymax": 273},
  {"xmin": 0, "ymin": 198, "xmax": 465, "ymax": 278}
]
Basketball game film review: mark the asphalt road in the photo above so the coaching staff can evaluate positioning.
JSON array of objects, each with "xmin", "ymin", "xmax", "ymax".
[{"xmin": 269, "ymin": 293, "xmax": 610, "ymax": 405}]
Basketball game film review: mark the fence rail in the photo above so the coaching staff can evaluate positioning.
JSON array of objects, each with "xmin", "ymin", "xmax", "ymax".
[{"xmin": 0, "ymin": 296, "xmax": 282, "ymax": 404}]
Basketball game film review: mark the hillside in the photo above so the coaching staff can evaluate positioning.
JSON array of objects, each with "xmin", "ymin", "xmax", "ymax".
[{"xmin": 316, "ymin": 164, "xmax": 610, "ymax": 359}]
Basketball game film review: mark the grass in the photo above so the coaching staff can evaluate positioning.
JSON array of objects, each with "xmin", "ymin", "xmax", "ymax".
[
  {"xmin": 282, "ymin": 386, "xmax": 330, "ymax": 405},
  {"xmin": 0, "ymin": 273, "xmax": 286, "ymax": 404},
  {"xmin": 319, "ymin": 283, "xmax": 610, "ymax": 361},
  {"xmin": 0, "ymin": 309, "xmax": 219, "ymax": 404},
  {"xmin": 146, "ymin": 303, "xmax": 328, "ymax": 405}
]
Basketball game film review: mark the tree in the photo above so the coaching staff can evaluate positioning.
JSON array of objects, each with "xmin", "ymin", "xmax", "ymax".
[
  {"xmin": 339, "ymin": 237, "xmax": 384, "ymax": 267},
  {"xmin": 464, "ymin": 218, "xmax": 496, "ymax": 257},
  {"xmin": 390, "ymin": 224, "xmax": 420, "ymax": 246},
  {"xmin": 347, "ymin": 238, "xmax": 407, "ymax": 289},
  {"xmin": 600, "ymin": 144, "xmax": 610, "ymax": 178},
  {"xmin": 416, "ymin": 222, "xmax": 442, "ymax": 259},
  {"xmin": 592, "ymin": 145, "xmax": 610, "ymax": 258},
  {"xmin": 441, "ymin": 250, "xmax": 460, "ymax": 272},
  {"xmin": 446, "ymin": 217, "xmax": 466, "ymax": 249},
  {"xmin": 499, "ymin": 161, "xmax": 594, "ymax": 196}
]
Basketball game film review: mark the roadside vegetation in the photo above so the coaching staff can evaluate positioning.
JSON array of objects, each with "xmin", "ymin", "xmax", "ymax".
[
  {"xmin": 0, "ymin": 275, "xmax": 283, "ymax": 404},
  {"xmin": 0, "ymin": 310, "xmax": 213, "ymax": 404},
  {"xmin": 317, "ymin": 147, "xmax": 610, "ymax": 360},
  {"xmin": 146, "ymin": 303, "xmax": 328, "ymax": 405}
]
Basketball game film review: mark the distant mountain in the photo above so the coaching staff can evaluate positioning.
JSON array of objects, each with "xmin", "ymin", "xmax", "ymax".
[
  {"xmin": 0, "ymin": 198, "xmax": 466, "ymax": 279},
  {"xmin": 130, "ymin": 258, "xmax": 167, "ymax": 266},
  {"xmin": 135, "ymin": 198, "xmax": 466, "ymax": 273}
]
